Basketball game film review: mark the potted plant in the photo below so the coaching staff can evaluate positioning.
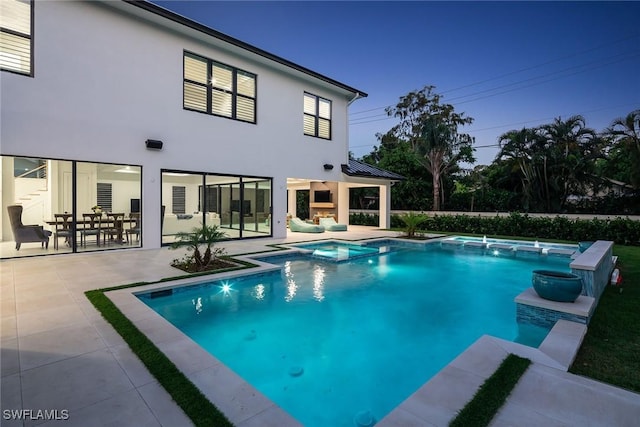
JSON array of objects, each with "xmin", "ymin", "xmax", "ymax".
[{"xmin": 532, "ymin": 270, "xmax": 583, "ymax": 302}]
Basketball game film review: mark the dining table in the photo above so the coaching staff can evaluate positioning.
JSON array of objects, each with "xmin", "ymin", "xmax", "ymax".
[{"xmin": 46, "ymin": 214, "xmax": 133, "ymax": 246}]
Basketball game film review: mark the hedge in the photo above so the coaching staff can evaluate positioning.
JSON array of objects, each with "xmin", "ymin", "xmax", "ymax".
[{"xmin": 350, "ymin": 212, "xmax": 640, "ymax": 246}]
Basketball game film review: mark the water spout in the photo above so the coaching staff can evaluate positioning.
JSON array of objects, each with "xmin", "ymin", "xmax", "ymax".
[
  {"xmin": 534, "ymin": 240, "xmax": 540, "ymax": 248},
  {"xmin": 482, "ymin": 235, "xmax": 487, "ymax": 244}
]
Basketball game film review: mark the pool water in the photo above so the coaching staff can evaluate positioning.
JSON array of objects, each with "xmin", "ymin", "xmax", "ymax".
[{"xmin": 139, "ymin": 242, "xmax": 570, "ymax": 426}]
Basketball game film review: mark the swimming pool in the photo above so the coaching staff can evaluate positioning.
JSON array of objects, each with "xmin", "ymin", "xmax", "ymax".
[{"xmin": 138, "ymin": 239, "xmax": 572, "ymax": 426}]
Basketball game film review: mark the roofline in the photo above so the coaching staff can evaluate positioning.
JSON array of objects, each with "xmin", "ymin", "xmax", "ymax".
[
  {"xmin": 341, "ymin": 159, "xmax": 405, "ymax": 181},
  {"xmin": 123, "ymin": 0, "xmax": 368, "ymax": 98}
]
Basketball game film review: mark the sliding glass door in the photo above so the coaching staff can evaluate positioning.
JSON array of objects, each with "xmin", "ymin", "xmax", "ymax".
[
  {"xmin": 161, "ymin": 169, "xmax": 271, "ymax": 244},
  {"xmin": 1, "ymin": 156, "xmax": 141, "ymax": 258}
]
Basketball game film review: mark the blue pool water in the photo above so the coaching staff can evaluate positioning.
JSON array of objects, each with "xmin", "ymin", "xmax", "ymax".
[{"xmin": 139, "ymin": 241, "xmax": 571, "ymax": 426}]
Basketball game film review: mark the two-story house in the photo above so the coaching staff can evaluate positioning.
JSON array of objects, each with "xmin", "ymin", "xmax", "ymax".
[{"xmin": 1, "ymin": 0, "xmax": 402, "ymax": 258}]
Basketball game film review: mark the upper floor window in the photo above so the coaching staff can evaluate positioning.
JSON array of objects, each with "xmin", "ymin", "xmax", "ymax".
[
  {"xmin": 183, "ymin": 52, "xmax": 256, "ymax": 123},
  {"xmin": 0, "ymin": 0, "xmax": 32, "ymax": 75},
  {"xmin": 304, "ymin": 93, "xmax": 331, "ymax": 140}
]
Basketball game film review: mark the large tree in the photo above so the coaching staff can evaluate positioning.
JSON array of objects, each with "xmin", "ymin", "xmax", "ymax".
[
  {"xmin": 497, "ymin": 127, "xmax": 545, "ymax": 211},
  {"xmin": 605, "ymin": 109, "xmax": 640, "ymax": 188},
  {"xmin": 495, "ymin": 116, "xmax": 602, "ymax": 212},
  {"xmin": 362, "ymin": 131, "xmax": 433, "ymax": 210},
  {"xmin": 540, "ymin": 115, "xmax": 601, "ymax": 211},
  {"xmin": 385, "ymin": 86, "xmax": 475, "ymax": 210}
]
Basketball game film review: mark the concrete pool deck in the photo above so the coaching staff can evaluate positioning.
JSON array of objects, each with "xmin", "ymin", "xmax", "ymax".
[{"xmin": 2, "ymin": 227, "xmax": 639, "ymax": 426}]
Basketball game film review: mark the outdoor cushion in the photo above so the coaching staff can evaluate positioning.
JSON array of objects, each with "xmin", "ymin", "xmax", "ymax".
[
  {"xmin": 319, "ymin": 217, "xmax": 348, "ymax": 231},
  {"xmin": 289, "ymin": 218, "xmax": 325, "ymax": 233}
]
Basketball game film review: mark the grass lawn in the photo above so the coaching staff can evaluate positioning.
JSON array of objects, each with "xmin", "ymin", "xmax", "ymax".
[
  {"xmin": 570, "ymin": 244, "xmax": 640, "ymax": 392},
  {"xmin": 450, "ymin": 354, "xmax": 531, "ymax": 427}
]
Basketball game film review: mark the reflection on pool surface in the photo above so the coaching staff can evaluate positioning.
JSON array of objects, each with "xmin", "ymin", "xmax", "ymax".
[{"xmin": 139, "ymin": 239, "xmax": 568, "ymax": 426}]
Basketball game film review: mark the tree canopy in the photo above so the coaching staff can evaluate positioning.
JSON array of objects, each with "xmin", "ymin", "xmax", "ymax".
[
  {"xmin": 382, "ymin": 86, "xmax": 475, "ymax": 210},
  {"xmin": 358, "ymin": 97, "xmax": 639, "ymax": 214}
]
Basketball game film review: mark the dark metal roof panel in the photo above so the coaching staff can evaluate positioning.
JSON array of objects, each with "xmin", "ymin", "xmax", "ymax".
[{"xmin": 342, "ymin": 159, "xmax": 405, "ymax": 180}]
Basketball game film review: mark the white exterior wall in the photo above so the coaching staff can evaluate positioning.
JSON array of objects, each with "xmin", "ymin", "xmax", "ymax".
[{"xmin": 0, "ymin": 1, "xmax": 357, "ymax": 246}]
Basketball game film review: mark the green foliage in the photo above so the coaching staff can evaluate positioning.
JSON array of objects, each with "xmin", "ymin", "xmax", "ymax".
[
  {"xmin": 605, "ymin": 109, "xmax": 640, "ymax": 188},
  {"xmin": 495, "ymin": 116, "xmax": 604, "ymax": 212},
  {"xmin": 349, "ymin": 212, "xmax": 379, "ymax": 226},
  {"xmin": 363, "ymin": 137, "xmax": 433, "ymax": 210},
  {"xmin": 357, "ymin": 108, "xmax": 640, "ymax": 214},
  {"xmin": 296, "ymin": 190, "xmax": 310, "ymax": 220},
  {"xmin": 399, "ymin": 212, "xmax": 427, "ymax": 238},
  {"xmin": 170, "ymin": 225, "xmax": 228, "ymax": 271},
  {"xmin": 384, "ymin": 85, "xmax": 475, "ymax": 210},
  {"xmin": 450, "ymin": 354, "xmax": 531, "ymax": 427},
  {"xmin": 391, "ymin": 212, "xmax": 640, "ymax": 245}
]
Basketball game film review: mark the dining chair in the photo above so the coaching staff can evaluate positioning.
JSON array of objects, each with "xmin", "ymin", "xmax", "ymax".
[
  {"xmin": 80, "ymin": 213, "xmax": 102, "ymax": 247},
  {"xmin": 125, "ymin": 212, "xmax": 141, "ymax": 244},
  {"xmin": 53, "ymin": 213, "xmax": 73, "ymax": 249},
  {"xmin": 103, "ymin": 212, "xmax": 125, "ymax": 244}
]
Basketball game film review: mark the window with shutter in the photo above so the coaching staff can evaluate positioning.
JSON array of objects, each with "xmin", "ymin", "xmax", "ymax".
[
  {"xmin": 183, "ymin": 51, "xmax": 256, "ymax": 123},
  {"xmin": 0, "ymin": 0, "xmax": 32, "ymax": 75},
  {"xmin": 303, "ymin": 93, "xmax": 332, "ymax": 140}
]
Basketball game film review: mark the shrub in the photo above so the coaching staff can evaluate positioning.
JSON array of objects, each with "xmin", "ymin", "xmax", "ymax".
[
  {"xmin": 388, "ymin": 212, "xmax": 640, "ymax": 245},
  {"xmin": 170, "ymin": 225, "xmax": 230, "ymax": 272},
  {"xmin": 399, "ymin": 212, "xmax": 427, "ymax": 238}
]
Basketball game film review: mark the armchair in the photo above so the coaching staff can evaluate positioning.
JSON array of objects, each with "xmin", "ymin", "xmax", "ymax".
[{"xmin": 7, "ymin": 205, "xmax": 50, "ymax": 250}]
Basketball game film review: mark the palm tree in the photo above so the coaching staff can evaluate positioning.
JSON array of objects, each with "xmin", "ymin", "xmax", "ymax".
[
  {"xmin": 497, "ymin": 127, "xmax": 545, "ymax": 211},
  {"xmin": 606, "ymin": 110, "xmax": 640, "ymax": 188},
  {"xmin": 171, "ymin": 224, "xmax": 227, "ymax": 271},
  {"xmin": 541, "ymin": 115, "xmax": 599, "ymax": 211}
]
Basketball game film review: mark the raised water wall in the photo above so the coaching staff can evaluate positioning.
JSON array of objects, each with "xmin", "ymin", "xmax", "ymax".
[
  {"xmin": 570, "ymin": 240, "xmax": 614, "ymax": 300},
  {"xmin": 516, "ymin": 240, "xmax": 614, "ymax": 328}
]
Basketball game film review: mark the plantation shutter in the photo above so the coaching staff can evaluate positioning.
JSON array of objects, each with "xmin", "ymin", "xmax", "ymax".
[
  {"xmin": 97, "ymin": 183, "xmax": 112, "ymax": 212},
  {"xmin": 172, "ymin": 186, "xmax": 185, "ymax": 214}
]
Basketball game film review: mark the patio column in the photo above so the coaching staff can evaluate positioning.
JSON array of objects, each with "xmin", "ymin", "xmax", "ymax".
[
  {"xmin": 337, "ymin": 181, "xmax": 349, "ymax": 224},
  {"xmin": 379, "ymin": 182, "xmax": 391, "ymax": 229},
  {"xmin": 287, "ymin": 188, "xmax": 297, "ymax": 218}
]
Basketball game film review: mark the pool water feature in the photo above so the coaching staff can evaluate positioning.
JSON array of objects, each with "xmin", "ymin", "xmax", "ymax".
[
  {"xmin": 447, "ymin": 236, "xmax": 578, "ymax": 252},
  {"xmin": 138, "ymin": 241, "xmax": 570, "ymax": 426}
]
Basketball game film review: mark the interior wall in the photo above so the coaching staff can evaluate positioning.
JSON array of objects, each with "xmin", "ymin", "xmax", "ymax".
[{"xmin": 309, "ymin": 181, "xmax": 339, "ymax": 220}]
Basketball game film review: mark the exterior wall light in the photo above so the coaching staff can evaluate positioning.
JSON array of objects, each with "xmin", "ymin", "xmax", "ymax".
[{"xmin": 323, "ymin": 163, "xmax": 334, "ymax": 170}]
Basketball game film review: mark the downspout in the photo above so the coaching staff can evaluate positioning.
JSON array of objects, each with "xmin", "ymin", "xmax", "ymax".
[{"xmin": 347, "ymin": 92, "xmax": 361, "ymax": 106}]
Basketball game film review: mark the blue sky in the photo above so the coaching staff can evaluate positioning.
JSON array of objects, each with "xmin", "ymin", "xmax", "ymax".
[{"xmin": 154, "ymin": 1, "xmax": 640, "ymax": 166}]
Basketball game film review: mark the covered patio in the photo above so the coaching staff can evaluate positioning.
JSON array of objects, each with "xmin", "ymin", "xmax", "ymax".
[{"xmin": 286, "ymin": 159, "xmax": 405, "ymax": 230}]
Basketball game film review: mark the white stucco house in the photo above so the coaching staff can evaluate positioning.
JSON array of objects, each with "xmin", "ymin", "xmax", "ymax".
[{"xmin": 0, "ymin": 0, "xmax": 403, "ymax": 258}]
